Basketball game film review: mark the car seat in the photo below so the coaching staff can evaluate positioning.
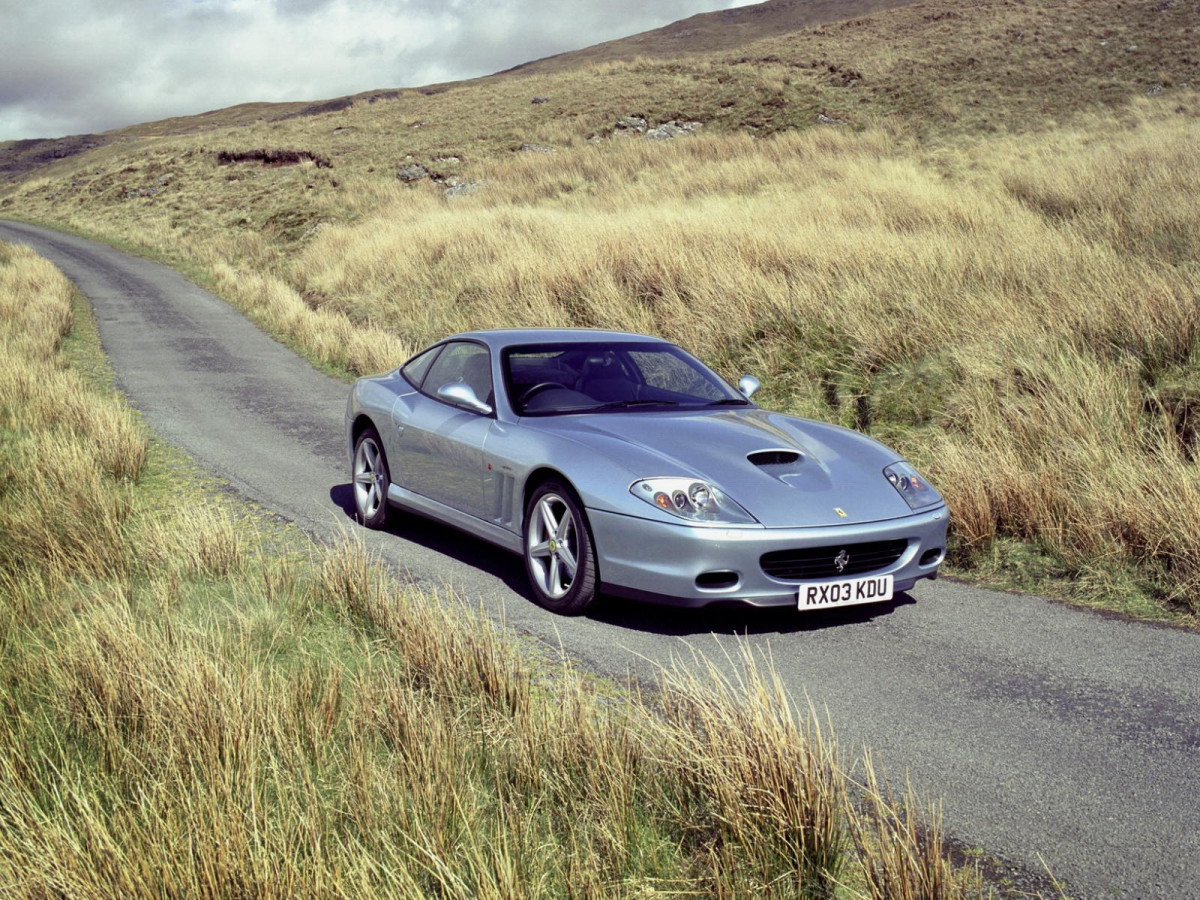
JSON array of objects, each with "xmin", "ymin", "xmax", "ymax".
[{"xmin": 575, "ymin": 354, "xmax": 637, "ymax": 402}]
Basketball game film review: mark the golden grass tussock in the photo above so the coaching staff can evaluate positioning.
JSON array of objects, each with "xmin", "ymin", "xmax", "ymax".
[
  {"xmin": 0, "ymin": 244, "xmax": 147, "ymax": 581},
  {"xmin": 849, "ymin": 756, "xmax": 987, "ymax": 900},
  {"xmin": 207, "ymin": 259, "xmax": 407, "ymax": 377},
  {"xmin": 0, "ymin": 243, "xmax": 146, "ymax": 480},
  {"xmin": 653, "ymin": 646, "xmax": 848, "ymax": 894},
  {"xmin": 0, "ymin": 243, "xmax": 990, "ymax": 897},
  {"xmin": 139, "ymin": 504, "xmax": 246, "ymax": 579}
]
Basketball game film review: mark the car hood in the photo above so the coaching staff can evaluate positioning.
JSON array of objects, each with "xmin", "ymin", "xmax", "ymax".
[{"xmin": 537, "ymin": 408, "xmax": 919, "ymax": 527}]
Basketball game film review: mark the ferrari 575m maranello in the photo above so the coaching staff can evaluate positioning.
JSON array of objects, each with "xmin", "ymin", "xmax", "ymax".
[{"xmin": 346, "ymin": 329, "xmax": 948, "ymax": 615}]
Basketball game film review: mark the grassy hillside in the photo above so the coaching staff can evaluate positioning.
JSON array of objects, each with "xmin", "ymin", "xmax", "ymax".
[
  {"xmin": 0, "ymin": 0, "xmax": 916, "ymax": 180},
  {"xmin": 2, "ymin": 0, "xmax": 1198, "ymax": 621},
  {"xmin": 500, "ymin": 0, "xmax": 920, "ymax": 75},
  {"xmin": 0, "ymin": 241, "xmax": 995, "ymax": 897}
]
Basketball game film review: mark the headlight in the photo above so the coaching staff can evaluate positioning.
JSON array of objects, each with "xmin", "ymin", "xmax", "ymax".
[
  {"xmin": 630, "ymin": 477, "xmax": 757, "ymax": 525},
  {"xmin": 884, "ymin": 462, "xmax": 942, "ymax": 510}
]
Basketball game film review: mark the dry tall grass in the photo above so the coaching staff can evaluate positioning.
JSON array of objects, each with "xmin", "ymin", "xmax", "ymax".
[
  {"xmin": 7, "ymin": 89, "xmax": 1198, "ymax": 616},
  {"xmin": 0, "ymin": 243, "xmax": 992, "ymax": 896},
  {"xmin": 294, "ymin": 103, "xmax": 1198, "ymax": 613},
  {"xmin": 0, "ymin": 244, "xmax": 146, "ymax": 582}
]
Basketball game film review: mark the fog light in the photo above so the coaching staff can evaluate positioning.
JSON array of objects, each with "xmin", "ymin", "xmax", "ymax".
[
  {"xmin": 695, "ymin": 570, "xmax": 740, "ymax": 591},
  {"xmin": 919, "ymin": 548, "xmax": 943, "ymax": 566}
]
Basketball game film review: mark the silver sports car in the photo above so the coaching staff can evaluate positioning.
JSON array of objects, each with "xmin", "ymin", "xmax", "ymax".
[{"xmin": 346, "ymin": 329, "xmax": 948, "ymax": 615}]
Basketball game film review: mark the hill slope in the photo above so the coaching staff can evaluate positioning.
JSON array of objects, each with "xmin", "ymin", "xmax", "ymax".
[
  {"xmin": 0, "ymin": 0, "xmax": 916, "ymax": 181},
  {"xmin": 5, "ymin": 0, "xmax": 1196, "ymax": 185},
  {"xmin": 499, "ymin": 0, "xmax": 920, "ymax": 74}
]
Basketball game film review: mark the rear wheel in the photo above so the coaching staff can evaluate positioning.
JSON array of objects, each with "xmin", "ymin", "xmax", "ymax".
[
  {"xmin": 352, "ymin": 426, "xmax": 391, "ymax": 529},
  {"xmin": 524, "ymin": 481, "xmax": 597, "ymax": 614}
]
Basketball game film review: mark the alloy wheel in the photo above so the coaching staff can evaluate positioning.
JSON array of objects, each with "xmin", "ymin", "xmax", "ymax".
[
  {"xmin": 526, "ymin": 493, "xmax": 578, "ymax": 599},
  {"xmin": 353, "ymin": 437, "xmax": 384, "ymax": 520}
]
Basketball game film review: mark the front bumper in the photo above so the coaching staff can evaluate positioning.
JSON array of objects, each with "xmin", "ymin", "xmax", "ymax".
[{"xmin": 589, "ymin": 505, "xmax": 949, "ymax": 608}]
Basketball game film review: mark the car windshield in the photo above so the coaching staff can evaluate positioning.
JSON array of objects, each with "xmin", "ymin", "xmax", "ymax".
[{"xmin": 504, "ymin": 341, "xmax": 746, "ymax": 415}]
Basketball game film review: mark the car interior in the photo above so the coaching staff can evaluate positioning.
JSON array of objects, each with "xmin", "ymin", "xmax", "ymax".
[
  {"xmin": 459, "ymin": 352, "xmax": 495, "ymax": 407},
  {"xmin": 507, "ymin": 350, "xmax": 638, "ymax": 411}
]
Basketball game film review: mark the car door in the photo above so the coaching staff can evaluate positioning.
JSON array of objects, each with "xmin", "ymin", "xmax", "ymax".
[{"xmin": 391, "ymin": 340, "xmax": 494, "ymax": 517}]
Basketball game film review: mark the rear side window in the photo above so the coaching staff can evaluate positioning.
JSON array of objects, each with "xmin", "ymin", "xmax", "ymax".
[{"xmin": 401, "ymin": 345, "xmax": 441, "ymax": 388}]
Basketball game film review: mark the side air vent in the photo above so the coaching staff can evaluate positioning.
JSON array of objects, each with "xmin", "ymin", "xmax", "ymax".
[{"xmin": 748, "ymin": 449, "xmax": 801, "ymax": 467}]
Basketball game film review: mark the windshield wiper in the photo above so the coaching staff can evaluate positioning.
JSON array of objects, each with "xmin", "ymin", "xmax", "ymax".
[
  {"xmin": 590, "ymin": 399, "xmax": 681, "ymax": 411},
  {"xmin": 704, "ymin": 397, "xmax": 751, "ymax": 406}
]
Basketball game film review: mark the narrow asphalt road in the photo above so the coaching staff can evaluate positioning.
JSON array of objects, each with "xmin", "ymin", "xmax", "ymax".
[{"xmin": 3, "ymin": 220, "xmax": 1198, "ymax": 899}]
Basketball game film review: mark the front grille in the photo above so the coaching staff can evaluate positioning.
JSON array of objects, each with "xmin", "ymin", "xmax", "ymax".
[{"xmin": 761, "ymin": 539, "xmax": 908, "ymax": 581}]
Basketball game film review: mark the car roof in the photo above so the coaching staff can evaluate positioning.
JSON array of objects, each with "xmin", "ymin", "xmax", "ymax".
[{"xmin": 446, "ymin": 328, "xmax": 670, "ymax": 351}]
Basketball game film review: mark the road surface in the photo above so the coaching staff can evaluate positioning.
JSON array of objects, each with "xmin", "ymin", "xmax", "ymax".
[{"xmin": 3, "ymin": 220, "xmax": 1197, "ymax": 899}]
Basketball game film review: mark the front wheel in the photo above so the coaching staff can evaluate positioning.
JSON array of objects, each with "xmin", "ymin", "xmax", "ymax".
[
  {"xmin": 524, "ymin": 481, "xmax": 598, "ymax": 614},
  {"xmin": 352, "ymin": 426, "xmax": 391, "ymax": 529}
]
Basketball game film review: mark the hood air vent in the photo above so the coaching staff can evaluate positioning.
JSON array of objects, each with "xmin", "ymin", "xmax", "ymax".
[{"xmin": 748, "ymin": 449, "xmax": 801, "ymax": 467}]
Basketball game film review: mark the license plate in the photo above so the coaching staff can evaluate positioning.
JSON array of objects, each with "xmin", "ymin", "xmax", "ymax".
[{"xmin": 798, "ymin": 574, "xmax": 893, "ymax": 610}]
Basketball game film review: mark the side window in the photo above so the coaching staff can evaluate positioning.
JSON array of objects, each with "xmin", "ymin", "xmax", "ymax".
[
  {"xmin": 401, "ymin": 345, "xmax": 441, "ymax": 388},
  {"xmin": 423, "ymin": 342, "xmax": 494, "ymax": 407}
]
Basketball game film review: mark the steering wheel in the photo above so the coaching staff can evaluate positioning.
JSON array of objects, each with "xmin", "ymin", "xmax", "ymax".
[{"xmin": 519, "ymin": 382, "xmax": 569, "ymax": 406}]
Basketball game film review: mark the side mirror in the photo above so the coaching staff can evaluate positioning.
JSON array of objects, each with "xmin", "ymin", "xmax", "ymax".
[
  {"xmin": 737, "ymin": 374, "xmax": 761, "ymax": 400},
  {"xmin": 437, "ymin": 382, "xmax": 493, "ymax": 416}
]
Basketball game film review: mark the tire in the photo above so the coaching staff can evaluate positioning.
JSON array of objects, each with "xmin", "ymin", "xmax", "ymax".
[
  {"xmin": 523, "ymin": 480, "xmax": 598, "ymax": 615},
  {"xmin": 352, "ymin": 426, "xmax": 391, "ymax": 529}
]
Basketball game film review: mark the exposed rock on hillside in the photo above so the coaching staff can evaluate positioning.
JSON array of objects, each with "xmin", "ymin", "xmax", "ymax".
[
  {"xmin": 611, "ymin": 116, "xmax": 703, "ymax": 140},
  {"xmin": 123, "ymin": 173, "xmax": 174, "ymax": 199},
  {"xmin": 444, "ymin": 180, "xmax": 483, "ymax": 198},
  {"xmin": 645, "ymin": 120, "xmax": 703, "ymax": 140},
  {"xmin": 396, "ymin": 164, "xmax": 429, "ymax": 182},
  {"xmin": 300, "ymin": 221, "xmax": 331, "ymax": 241}
]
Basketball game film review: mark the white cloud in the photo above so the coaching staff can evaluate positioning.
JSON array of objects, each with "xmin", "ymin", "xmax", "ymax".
[{"xmin": 0, "ymin": 0, "xmax": 755, "ymax": 140}]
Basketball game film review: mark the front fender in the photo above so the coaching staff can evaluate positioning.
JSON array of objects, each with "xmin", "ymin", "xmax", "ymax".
[
  {"xmin": 346, "ymin": 372, "xmax": 410, "ymax": 468},
  {"xmin": 484, "ymin": 423, "xmax": 748, "ymax": 532}
]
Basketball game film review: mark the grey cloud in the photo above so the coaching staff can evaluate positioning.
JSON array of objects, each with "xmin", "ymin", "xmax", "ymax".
[
  {"xmin": 272, "ymin": 0, "xmax": 338, "ymax": 18},
  {"xmin": 0, "ymin": 0, "xmax": 753, "ymax": 141},
  {"xmin": 394, "ymin": 0, "xmax": 744, "ymax": 76}
]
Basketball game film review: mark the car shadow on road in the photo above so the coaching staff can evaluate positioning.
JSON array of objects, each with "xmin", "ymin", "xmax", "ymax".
[
  {"xmin": 586, "ymin": 591, "xmax": 915, "ymax": 637},
  {"xmin": 330, "ymin": 482, "xmax": 916, "ymax": 636},
  {"xmin": 329, "ymin": 483, "xmax": 533, "ymax": 597}
]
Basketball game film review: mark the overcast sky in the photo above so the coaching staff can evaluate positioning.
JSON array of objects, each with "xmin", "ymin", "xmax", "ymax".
[{"xmin": 0, "ymin": 0, "xmax": 757, "ymax": 142}]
